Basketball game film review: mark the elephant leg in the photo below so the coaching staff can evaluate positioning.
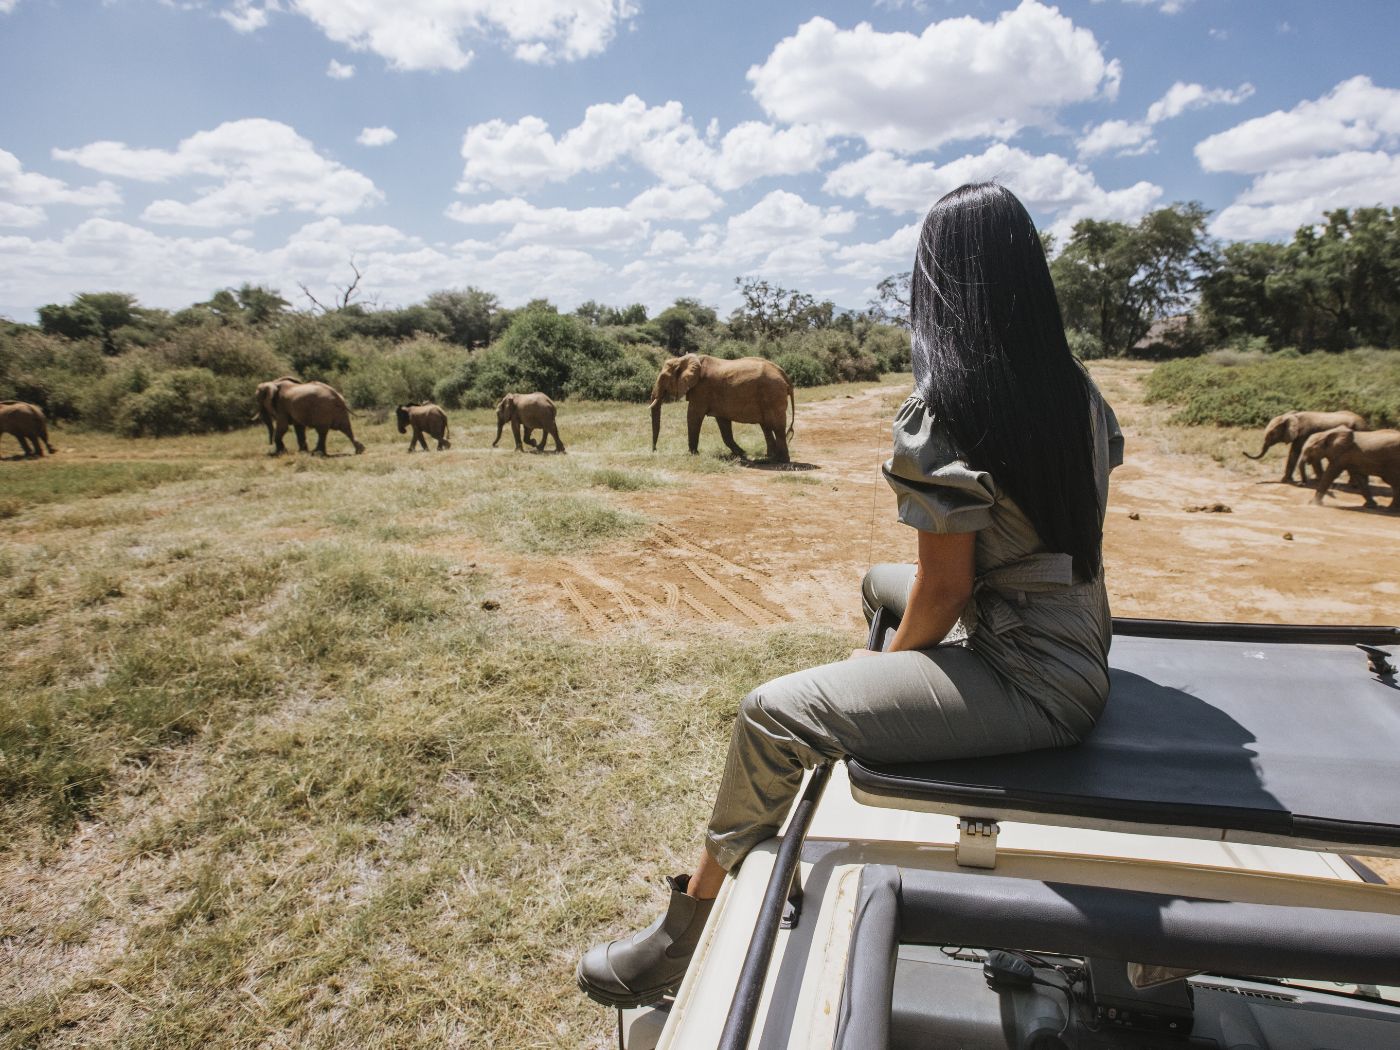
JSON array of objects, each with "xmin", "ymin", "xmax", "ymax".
[
  {"xmin": 17, "ymin": 433, "xmax": 35, "ymax": 457},
  {"xmin": 511, "ymin": 419, "xmax": 523, "ymax": 452},
  {"xmin": 406, "ymin": 433, "xmax": 416, "ymax": 452},
  {"xmin": 769, "ymin": 426, "xmax": 790, "ymax": 464},
  {"xmin": 1283, "ymin": 438, "xmax": 1304, "ymax": 483},
  {"xmin": 272, "ymin": 421, "xmax": 289, "ymax": 455},
  {"xmin": 314, "ymin": 427, "xmax": 329, "ymax": 455},
  {"xmin": 1351, "ymin": 472, "xmax": 1377, "ymax": 508},
  {"xmin": 715, "ymin": 418, "xmax": 747, "ymax": 458},
  {"xmin": 340, "ymin": 423, "xmax": 365, "ymax": 455},
  {"xmin": 685, "ymin": 401, "xmax": 706, "ymax": 454},
  {"xmin": 1313, "ymin": 462, "xmax": 1343, "ymax": 504},
  {"xmin": 551, "ymin": 424, "xmax": 565, "ymax": 453},
  {"xmin": 294, "ymin": 423, "xmax": 309, "ymax": 453}
]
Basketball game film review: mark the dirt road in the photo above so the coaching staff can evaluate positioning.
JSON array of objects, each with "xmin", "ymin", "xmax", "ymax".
[{"xmin": 530, "ymin": 362, "xmax": 1399, "ymax": 634}]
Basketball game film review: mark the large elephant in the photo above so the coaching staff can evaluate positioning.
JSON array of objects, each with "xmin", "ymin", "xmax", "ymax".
[
  {"xmin": 396, "ymin": 403, "xmax": 451, "ymax": 452},
  {"xmin": 1310, "ymin": 427, "xmax": 1400, "ymax": 510},
  {"xmin": 649, "ymin": 354, "xmax": 794, "ymax": 464},
  {"xmin": 1242, "ymin": 410, "xmax": 1366, "ymax": 483},
  {"xmin": 493, "ymin": 392, "xmax": 565, "ymax": 452},
  {"xmin": 0, "ymin": 400, "xmax": 55, "ymax": 458},
  {"xmin": 254, "ymin": 377, "xmax": 364, "ymax": 456}
]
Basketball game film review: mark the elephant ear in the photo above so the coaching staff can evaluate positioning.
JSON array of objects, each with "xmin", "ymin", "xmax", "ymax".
[{"xmin": 677, "ymin": 355, "xmax": 703, "ymax": 396}]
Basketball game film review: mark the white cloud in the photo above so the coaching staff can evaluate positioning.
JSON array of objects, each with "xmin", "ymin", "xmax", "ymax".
[
  {"xmin": 1195, "ymin": 76, "xmax": 1400, "ymax": 174},
  {"xmin": 823, "ymin": 144, "xmax": 1162, "ymax": 233},
  {"xmin": 747, "ymin": 2, "xmax": 1121, "ymax": 153},
  {"xmin": 1078, "ymin": 80, "xmax": 1254, "ymax": 158},
  {"xmin": 54, "ymin": 119, "xmax": 382, "ymax": 227},
  {"xmin": 831, "ymin": 221, "xmax": 921, "ymax": 279},
  {"xmin": 0, "ymin": 0, "xmax": 19, "ymax": 13},
  {"xmin": 237, "ymin": 0, "xmax": 637, "ymax": 71},
  {"xmin": 646, "ymin": 229, "xmax": 689, "ymax": 256},
  {"xmin": 1196, "ymin": 77, "xmax": 1400, "ymax": 239},
  {"xmin": 220, "ymin": 1, "xmax": 269, "ymax": 32},
  {"xmin": 669, "ymin": 190, "xmax": 860, "ymax": 279},
  {"xmin": 326, "ymin": 59, "xmax": 356, "ymax": 79},
  {"xmin": 0, "ymin": 149, "xmax": 121, "ymax": 226},
  {"xmin": 357, "ymin": 126, "xmax": 397, "ymax": 147},
  {"xmin": 457, "ymin": 95, "xmax": 828, "ymax": 193},
  {"xmin": 627, "ymin": 184, "xmax": 722, "ymax": 221},
  {"xmin": 1076, "ymin": 119, "xmax": 1155, "ymax": 159},
  {"xmin": 446, "ymin": 197, "xmax": 649, "ymax": 247}
]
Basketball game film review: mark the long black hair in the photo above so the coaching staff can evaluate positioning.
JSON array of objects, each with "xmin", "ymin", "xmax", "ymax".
[{"xmin": 910, "ymin": 182, "xmax": 1102, "ymax": 577}]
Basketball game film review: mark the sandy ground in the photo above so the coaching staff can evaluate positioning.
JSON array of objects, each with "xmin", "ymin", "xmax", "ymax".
[{"xmin": 520, "ymin": 362, "xmax": 1398, "ymax": 636}]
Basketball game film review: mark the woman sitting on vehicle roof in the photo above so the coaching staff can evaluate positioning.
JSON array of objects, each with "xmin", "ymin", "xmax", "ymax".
[{"xmin": 577, "ymin": 182, "xmax": 1125, "ymax": 1009}]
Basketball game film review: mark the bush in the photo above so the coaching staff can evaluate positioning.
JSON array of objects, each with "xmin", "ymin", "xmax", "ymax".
[
  {"xmin": 338, "ymin": 335, "xmax": 468, "ymax": 409},
  {"xmin": 858, "ymin": 324, "xmax": 910, "ymax": 372},
  {"xmin": 1065, "ymin": 328, "xmax": 1106, "ymax": 360},
  {"xmin": 109, "ymin": 368, "xmax": 252, "ymax": 437},
  {"xmin": 0, "ymin": 329, "xmax": 108, "ymax": 420},
  {"xmin": 1144, "ymin": 348, "xmax": 1400, "ymax": 428},
  {"xmin": 775, "ymin": 352, "xmax": 831, "ymax": 388},
  {"xmin": 146, "ymin": 324, "xmax": 288, "ymax": 379}
]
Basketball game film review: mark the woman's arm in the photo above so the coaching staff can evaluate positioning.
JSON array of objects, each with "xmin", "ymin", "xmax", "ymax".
[{"xmin": 886, "ymin": 529, "xmax": 976, "ymax": 653}]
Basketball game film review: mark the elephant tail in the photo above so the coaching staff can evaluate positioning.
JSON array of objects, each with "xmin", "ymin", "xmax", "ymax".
[{"xmin": 786, "ymin": 384, "xmax": 796, "ymax": 439}]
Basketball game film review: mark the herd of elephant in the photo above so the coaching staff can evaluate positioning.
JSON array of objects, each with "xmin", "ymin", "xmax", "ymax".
[
  {"xmin": 1243, "ymin": 409, "xmax": 1400, "ymax": 510},
  {"xmin": 0, "ymin": 353, "xmax": 799, "ymax": 463}
]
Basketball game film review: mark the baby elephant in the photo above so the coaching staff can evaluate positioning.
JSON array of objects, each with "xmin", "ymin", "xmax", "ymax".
[
  {"xmin": 493, "ymin": 392, "xmax": 565, "ymax": 453},
  {"xmin": 396, "ymin": 403, "xmax": 451, "ymax": 451},
  {"xmin": 1, "ymin": 400, "xmax": 56, "ymax": 458}
]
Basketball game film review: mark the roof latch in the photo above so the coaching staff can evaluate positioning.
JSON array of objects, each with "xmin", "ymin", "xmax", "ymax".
[
  {"xmin": 1358, "ymin": 644, "xmax": 1397, "ymax": 680},
  {"xmin": 956, "ymin": 817, "xmax": 1000, "ymax": 869}
]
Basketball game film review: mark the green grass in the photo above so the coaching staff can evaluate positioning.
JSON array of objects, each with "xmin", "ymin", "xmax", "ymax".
[
  {"xmin": 1145, "ymin": 348, "xmax": 1400, "ymax": 429},
  {"xmin": 0, "ymin": 386, "xmax": 878, "ymax": 1048}
]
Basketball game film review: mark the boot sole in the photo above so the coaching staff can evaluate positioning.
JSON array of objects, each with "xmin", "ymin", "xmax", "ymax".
[{"xmin": 575, "ymin": 958, "xmax": 678, "ymax": 1009}]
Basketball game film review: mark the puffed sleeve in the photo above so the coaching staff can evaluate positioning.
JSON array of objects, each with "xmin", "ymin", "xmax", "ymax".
[{"xmin": 883, "ymin": 396, "xmax": 997, "ymax": 534}]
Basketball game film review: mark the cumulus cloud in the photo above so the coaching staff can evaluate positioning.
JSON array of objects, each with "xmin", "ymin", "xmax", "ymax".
[
  {"xmin": 1195, "ymin": 75, "xmax": 1400, "ymax": 174},
  {"xmin": 228, "ymin": 0, "xmax": 637, "ymax": 71},
  {"xmin": 747, "ymin": 2, "xmax": 1121, "ymax": 152},
  {"xmin": 669, "ymin": 190, "xmax": 860, "ymax": 279},
  {"xmin": 357, "ymin": 126, "xmax": 397, "ymax": 147},
  {"xmin": 326, "ymin": 59, "xmax": 355, "ymax": 79},
  {"xmin": 457, "ymin": 95, "xmax": 829, "ymax": 193},
  {"xmin": 823, "ymin": 144, "xmax": 1162, "ymax": 233},
  {"xmin": 1199, "ymin": 77, "xmax": 1400, "ymax": 238},
  {"xmin": 446, "ymin": 197, "xmax": 649, "ymax": 247},
  {"xmin": 220, "ymin": 1, "xmax": 269, "ymax": 32},
  {"xmin": 0, "ymin": 0, "xmax": 20, "ymax": 13},
  {"xmin": 1078, "ymin": 80, "xmax": 1254, "ymax": 158},
  {"xmin": 0, "ymin": 149, "xmax": 121, "ymax": 227},
  {"xmin": 53, "ymin": 119, "xmax": 382, "ymax": 227}
]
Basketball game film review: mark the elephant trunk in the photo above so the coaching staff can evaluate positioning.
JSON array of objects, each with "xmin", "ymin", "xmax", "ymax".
[
  {"xmin": 650, "ymin": 399, "xmax": 662, "ymax": 451},
  {"xmin": 493, "ymin": 417, "xmax": 505, "ymax": 447},
  {"xmin": 1242, "ymin": 440, "xmax": 1271, "ymax": 460}
]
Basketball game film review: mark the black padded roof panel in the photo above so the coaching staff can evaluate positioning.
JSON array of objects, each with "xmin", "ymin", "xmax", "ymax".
[{"xmin": 848, "ymin": 621, "xmax": 1400, "ymax": 850}]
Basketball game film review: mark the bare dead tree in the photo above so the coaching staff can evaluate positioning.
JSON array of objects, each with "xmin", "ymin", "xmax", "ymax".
[{"xmin": 298, "ymin": 257, "xmax": 365, "ymax": 313}]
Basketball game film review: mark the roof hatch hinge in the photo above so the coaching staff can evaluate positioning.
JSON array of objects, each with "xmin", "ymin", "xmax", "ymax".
[
  {"xmin": 1358, "ymin": 643, "xmax": 1397, "ymax": 680},
  {"xmin": 956, "ymin": 817, "xmax": 1000, "ymax": 869}
]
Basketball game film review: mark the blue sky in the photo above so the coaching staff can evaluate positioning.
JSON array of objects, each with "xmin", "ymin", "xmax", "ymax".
[{"xmin": 1, "ymin": 0, "xmax": 1397, "ymax": 322}]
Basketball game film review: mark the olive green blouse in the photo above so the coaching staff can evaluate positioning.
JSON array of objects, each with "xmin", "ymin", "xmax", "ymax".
[{"xmin": 883, "ymin": 381, "xmax": 1125, "ymax": 736}]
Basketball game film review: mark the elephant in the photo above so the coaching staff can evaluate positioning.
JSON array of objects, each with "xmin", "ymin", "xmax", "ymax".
[
  {"xmin": 396, "ymin": 403, "xmax": 451, "ymax": 452},
  {"xmin": 493, "ymin": 392, "xmax": 565, "ymax": 452},
  {"xmin": 254, "ymin": 377, "xmax": 364, "ymax": 456},
  {"xmin": 1310, "ymin": 427, "xmax": 1400, "ymax": 510},
  {"xmin": 1298, "ymin": 426, "xmax": 1372, "ymax": 496},
  {"xmin": 649, "ymin": 354, "xmax": 795, "ymax": 464},
  {"xmin": 1242, "ymin": 410, "xmax": 1366, "ymax": 483},
  {"xmin": 0, "ymin": 400, "xmax": 55, "ymax": 458}
]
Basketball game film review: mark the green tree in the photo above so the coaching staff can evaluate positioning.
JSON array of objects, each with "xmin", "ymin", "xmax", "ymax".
[
  {"xmin": 653, "ymin": 297, "xmax": 718, "ymax": 352},
  {"xmin": 869, "ymin": 272, "xmax": 911, "ymax": 328},
  {"xmin": 730, "ymin": 278, "xmax": 835, "ymax": 340},
  {"xmin": 1051, "ymin": 203, "xmax": 1214, "ymax": 356},
  {"xmin": 426, "ymin": 287, "xmax": 501, "ymax": 347}
]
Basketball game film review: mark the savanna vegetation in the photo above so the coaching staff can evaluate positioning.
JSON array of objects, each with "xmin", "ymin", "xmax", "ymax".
[
  {"xmin": 0, "ymin": 397, "xmax": 868, "ymax": 1047},
  {"xmin": 1, "ymin": 276, "xmax": 910, "ymax": 440}
]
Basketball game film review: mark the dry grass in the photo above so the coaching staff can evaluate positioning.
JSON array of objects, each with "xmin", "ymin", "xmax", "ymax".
[{"xmin": 0, "ymin": 394, "xmax": 855, "ymax": 1049}]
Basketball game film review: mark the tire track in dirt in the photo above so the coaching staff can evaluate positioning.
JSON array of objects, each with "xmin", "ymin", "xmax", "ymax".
[
  {"xmin": 563, "ymin": 559, "xmax": 645, "ymax": 625},
  {"xmin": 561, "ymin": 580, "xmax": 611, "ymax": 632},
  {"xmin": 679, "ymin": 591, "xmax": 724, "ymax": 624},
  {"xmin": 684, "ymin": 561, "xmax": 783, "ymax": 626},
  {"xmin": 654, "ymin": 523, "xmax": 770, "ymax": 586}
]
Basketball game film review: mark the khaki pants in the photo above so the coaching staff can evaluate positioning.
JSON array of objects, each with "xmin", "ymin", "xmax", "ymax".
[{"xmin": 704, "ymin": 564, "xmax": 1081, "ymax": 870}]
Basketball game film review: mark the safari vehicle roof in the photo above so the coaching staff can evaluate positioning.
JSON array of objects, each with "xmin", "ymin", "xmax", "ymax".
[{"xmin": 849, "ymin": 618, "xmax": 1400, "ymax": 858}]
